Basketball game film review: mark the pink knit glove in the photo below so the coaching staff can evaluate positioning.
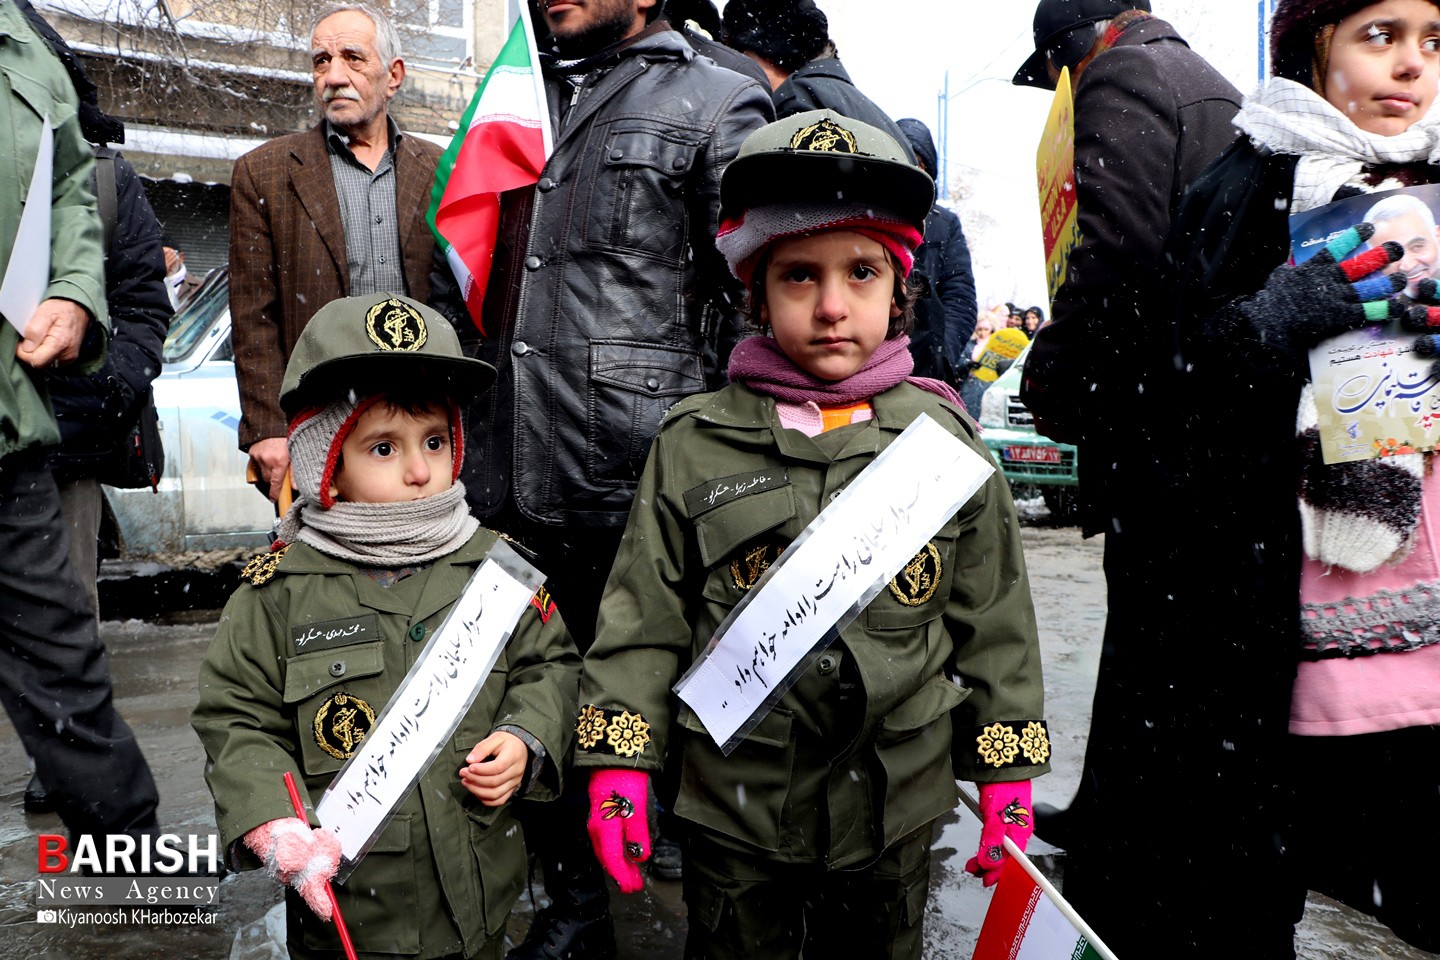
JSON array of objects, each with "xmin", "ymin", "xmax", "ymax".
[
  {"xmin": 964, "ymin": 780, "xmax": 1034, "ymax": 887},
  {"xmin": 243, "ymin": 817, "xmax": 342, "ymax": 920},
  {"xmin": 586, "ymin": 768, "xmax": 651, "ymax": 894}
]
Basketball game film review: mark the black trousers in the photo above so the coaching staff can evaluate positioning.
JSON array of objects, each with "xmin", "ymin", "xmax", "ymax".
[
  {"xmin": 1288, "ymin": 726, "xmax": 1440, "ymax": 953},
  {"xmin": 0, "ymin": 450, "xmax": 158, "ymax": 838},
  {"xmin": 681, "ymin": 827, "xmax": 931, "ymax": 960}
]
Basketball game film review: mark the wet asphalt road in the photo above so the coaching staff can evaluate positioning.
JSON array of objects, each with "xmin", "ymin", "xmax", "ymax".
[{"xmin": 0, "ymin": 519, "xmax": 1431, "ymax": 959}]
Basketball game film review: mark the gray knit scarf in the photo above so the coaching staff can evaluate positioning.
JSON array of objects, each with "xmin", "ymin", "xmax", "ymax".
[{"xmin": 276, "ymin": 483, "xmax": 478, "ymax": 567}]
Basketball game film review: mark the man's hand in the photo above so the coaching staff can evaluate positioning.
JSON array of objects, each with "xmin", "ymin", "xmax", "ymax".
[
  {"xmin": 459, "ymin": 730, "xmax": 529, "ymax": 807},
  {"xmin": 247, "ymin": 437, "xmax": 291, "ymax": 502},
  {"xmin": 15, "ymin": 298, "xmax": 89, "ymax": 369}
]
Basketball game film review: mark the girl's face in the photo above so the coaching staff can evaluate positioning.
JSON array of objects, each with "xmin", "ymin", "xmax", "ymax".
[
  {"xmin": 759, "ymin": 230, "xmax": 901, "ymax": 382},
  {"xmin": 974, "ymin": 320, "xmax": 993, "ymax": 340},
  {"xmin": 1323, "ymin": 0, "xmax": 1440, "ymax": 135}
]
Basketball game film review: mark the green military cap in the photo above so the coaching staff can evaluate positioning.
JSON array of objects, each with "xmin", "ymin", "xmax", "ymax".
[
  {"xmin": 280, "ymin": 293, "xmax": 495, "ymax": 416},
  {"xmin": 719, "ymin": 108, "xmax": 935, "ymax": 233}
]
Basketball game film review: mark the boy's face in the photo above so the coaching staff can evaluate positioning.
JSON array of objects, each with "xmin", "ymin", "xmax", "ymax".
[
  {"xmin": 1323, "ymin": 0, "xmax": 1440, "ymax": 136},
  {"xmin": 329, "ymin": 401, "xmax": 454, "ymax": 504},
  {"xmin": 759, "ymin": 230, "xmax": 901, "ymax": 383}
]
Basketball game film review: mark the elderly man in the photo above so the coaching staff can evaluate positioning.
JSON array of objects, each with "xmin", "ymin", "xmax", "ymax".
[
  {"xmin": 0, "ymin": 0, "xmax": 160, "ymax": 842},
  {"xmin": 431, "ymin": 1, "xmax": 772, "ymax": 956},
  {"xmin": 230, "ymin": 2, "xmax": 441, "ymax": 501}
]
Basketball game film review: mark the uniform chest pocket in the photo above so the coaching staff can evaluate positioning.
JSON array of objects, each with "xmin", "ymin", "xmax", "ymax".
[
  {"xmin": 696, "ymin": 485, "xmax": 797, "ymax": 606},
  {"xmin": 585, "ymin": 128, "xmax": 701, "ymax": 264},
  {"xmin": 866, "ymin": 522, "xmax": 959, "ymax": 631},
  {"xmin": 283, "ymin": 642, "xmax": 387, "ymax": 777}
]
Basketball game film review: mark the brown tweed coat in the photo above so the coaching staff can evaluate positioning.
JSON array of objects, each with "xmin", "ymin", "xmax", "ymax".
[{"xmin": 228, "ymin": 122, "xmax": 442, "ymax": 449}]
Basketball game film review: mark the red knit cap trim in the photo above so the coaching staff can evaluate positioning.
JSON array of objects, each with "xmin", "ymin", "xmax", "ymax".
[
  {"xmin": 448, "ymin": 398, "xmax": 465, "ymax": 483},
  {"xmin": 319, "ymin": 394, "xmax": 383, "ymax": 510}
]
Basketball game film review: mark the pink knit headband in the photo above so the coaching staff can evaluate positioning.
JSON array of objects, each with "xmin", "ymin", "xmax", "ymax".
[{"xmin": 715, "ymin": 202, "xmax": 923, "ymax": 286}]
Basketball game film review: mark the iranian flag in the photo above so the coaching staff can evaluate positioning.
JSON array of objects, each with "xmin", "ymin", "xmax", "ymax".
[
  {"xmin": 428, "ymin": 9, "xmax": 552, "ymax": 332},
  {"xmin": 972, "ymin": 855, "xmax": 1111, "ymax": 960}
]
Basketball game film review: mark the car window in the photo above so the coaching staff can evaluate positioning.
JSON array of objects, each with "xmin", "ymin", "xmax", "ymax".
[{"xmin": 163, "ymin": 272, "xmax": 229, "ymax": 365}]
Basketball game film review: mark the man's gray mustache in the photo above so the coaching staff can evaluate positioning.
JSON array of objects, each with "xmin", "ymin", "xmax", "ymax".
[{"xmin": 323, "ymin": 87, "xmax": 362, "ymax": 103}]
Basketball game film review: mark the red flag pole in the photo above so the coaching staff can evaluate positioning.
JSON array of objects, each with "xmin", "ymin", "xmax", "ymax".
[{"xmin": 283, "ymin": 771, "xmax": 358, "ymax": 960}]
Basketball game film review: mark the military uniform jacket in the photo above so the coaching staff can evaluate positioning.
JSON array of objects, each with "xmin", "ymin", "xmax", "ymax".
[
  {"xmin": 192, "ymin": 529, "xmax": 580, "ymax": 959},
  {"xmin": 576, "ymin": 383, "xmax": 1048, "ymax": 869}
]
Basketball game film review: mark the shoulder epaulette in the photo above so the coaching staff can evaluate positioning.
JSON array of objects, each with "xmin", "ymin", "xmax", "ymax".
[{"xmin": 240, "ymin": 543, "xmax": 291, "ymax": 587}]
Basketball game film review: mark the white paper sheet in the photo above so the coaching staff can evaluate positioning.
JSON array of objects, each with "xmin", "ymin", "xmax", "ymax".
[{"xmin": 0, "ymin": 117, "xmax": 52, "ymax": 335}]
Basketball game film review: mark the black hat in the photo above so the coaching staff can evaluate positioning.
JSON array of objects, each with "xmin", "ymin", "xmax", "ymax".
[
  {"xmin": 1012, "ymin": 0, "xmax": 1151, "ymax": 90},
  {"xmin": 721, "ymin": 0, "xmax": 829, "ymax": 72},
  {"xmin": 280, "ymin": 293, "xmax": 495, "ymax": 416}
]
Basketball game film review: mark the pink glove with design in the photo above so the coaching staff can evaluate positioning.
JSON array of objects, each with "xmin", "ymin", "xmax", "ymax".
[
  {"xmin": 964, "ymin": 780, "xmax": 1033, "ymax": 887},
  {"xmin": 586, "ymin": 768, "xmax": 651, "ymax": 894},
  {"xmin": 244, "ymin": 817, "xmax": 342, "ymax": 920}
]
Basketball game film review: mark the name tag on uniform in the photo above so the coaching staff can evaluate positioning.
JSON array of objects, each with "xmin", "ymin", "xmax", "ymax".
[
  {"xmin": 674, "ymin": 414, "xmax": 993, "ymax": 754},
  {"xmin": 314, "ymin": 539, "xmax": 544, "ymax": 881},
  {"xmin": 683, "ymin": 468, "xmax": 790, "ymax": 516},
  {"xmin": 291, "ymin": 615, "xmax": 381, "ymax": 653}
]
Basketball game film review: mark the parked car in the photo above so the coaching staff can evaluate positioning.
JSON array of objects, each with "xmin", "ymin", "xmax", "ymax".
[
  {"xmin": 975, "ymin": 343, "xmax": 1083, "ymax": 521},
  {"xmin": 102, "ymin": 268, "xmax": 276, "ymax": 556}
]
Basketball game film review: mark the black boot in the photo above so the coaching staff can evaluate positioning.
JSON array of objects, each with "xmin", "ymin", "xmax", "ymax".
[
  {"xmin": 24, "ymin": 771, "xmax": 54, "ymax": 814},
  {"xmin": 509, "ymin": 901, "xmax": 617, "ymax": 960},
  {"xmin": 508, "ymin": 801, "xmax": 617, "ymax": 960}
]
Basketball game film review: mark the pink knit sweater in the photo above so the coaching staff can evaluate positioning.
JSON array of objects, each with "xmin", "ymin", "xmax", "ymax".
[{"xmin": 1291, "ymin": 465, "xmax": 1440, "ymax": 736}]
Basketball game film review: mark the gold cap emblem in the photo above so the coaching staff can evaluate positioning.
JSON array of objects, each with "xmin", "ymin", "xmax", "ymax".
[
  {"xmin": 365, "ymin": 297, "xmax": 428, "ymax": 352},
  {"xmin": 788, "ymin": 117, "xmax": 859, "ymax": 154}
]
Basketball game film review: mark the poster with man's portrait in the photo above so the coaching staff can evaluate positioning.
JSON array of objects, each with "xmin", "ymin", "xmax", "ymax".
[{"xmin": 1289, "ymin": 185, "xmax": 1440, "ymax": 464}]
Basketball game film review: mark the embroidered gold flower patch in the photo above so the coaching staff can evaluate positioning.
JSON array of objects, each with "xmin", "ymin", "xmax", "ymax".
[
  {"xmin": 574, "ymin": 703, "xmax": 652, "ymax": 757},
  {"xmin": 975, "ymin": 720, "xmax": 1051, "ymax": 769},
  {"xmin": 576, "ymin": 705, "xmax": 607, "ymax": 750}
]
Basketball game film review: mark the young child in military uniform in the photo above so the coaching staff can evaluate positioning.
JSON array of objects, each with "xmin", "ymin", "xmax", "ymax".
[
  {"xmin": 191, "ymin": 293, "xmax": 580, "ymax": 960},
  {"xmin": 574, "ymin": 110, "xmax": 1049, "ymax": 959}
]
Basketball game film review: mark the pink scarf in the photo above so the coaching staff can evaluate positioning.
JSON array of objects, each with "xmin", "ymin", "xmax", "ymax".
[{"xmin": 727, "ymin": 335, "xmax": 965, "ymax": 408}]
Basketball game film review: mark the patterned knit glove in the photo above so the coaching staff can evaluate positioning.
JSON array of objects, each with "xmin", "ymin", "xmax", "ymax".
[
  {"xmin": 1400, "ymin": 278, "xmax": 1440, "ymax": 378},
  {"xmin": 964, "ymin": 780, "xmax": 1033, "ymax": 888},
  {"xmin": 243, "ymin": 817, "xmax": 341, "ymax": 921},
  {"xmin": 587, "ymin": 768, "xmax": 651, "ymax": 894},
  {"xmin": 1234, "ymin": 223, "xmax": 1404, "ymax": 358}
]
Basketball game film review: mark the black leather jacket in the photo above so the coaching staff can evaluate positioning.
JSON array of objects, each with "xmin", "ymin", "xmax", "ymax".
[{"xmin": 459, "ymin": 29, "xmax": 773, "ymax": 527}]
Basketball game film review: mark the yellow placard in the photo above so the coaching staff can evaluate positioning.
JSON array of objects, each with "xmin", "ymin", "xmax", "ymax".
[{"xmin": 1036, "ymin": 68, "xmax": 1080, "ymax": 302}]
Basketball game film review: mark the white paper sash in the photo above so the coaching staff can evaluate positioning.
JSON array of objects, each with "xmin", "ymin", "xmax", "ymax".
[
  {"xmin": 315, "ymin": 539, "xmax": 543, "ymax": 881},
  {"xmin": 674, "ymin": 413, "xmax": 994, "ymax": 753}
]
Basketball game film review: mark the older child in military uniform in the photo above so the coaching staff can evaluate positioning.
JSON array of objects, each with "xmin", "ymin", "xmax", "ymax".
[
  {"xmin": 574, "ymin": 111, "xmax": 1049, "ymax": 959},
  {"xmin": 191, "ymin": 293, "xmax": 580, "ymax": 960}
]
